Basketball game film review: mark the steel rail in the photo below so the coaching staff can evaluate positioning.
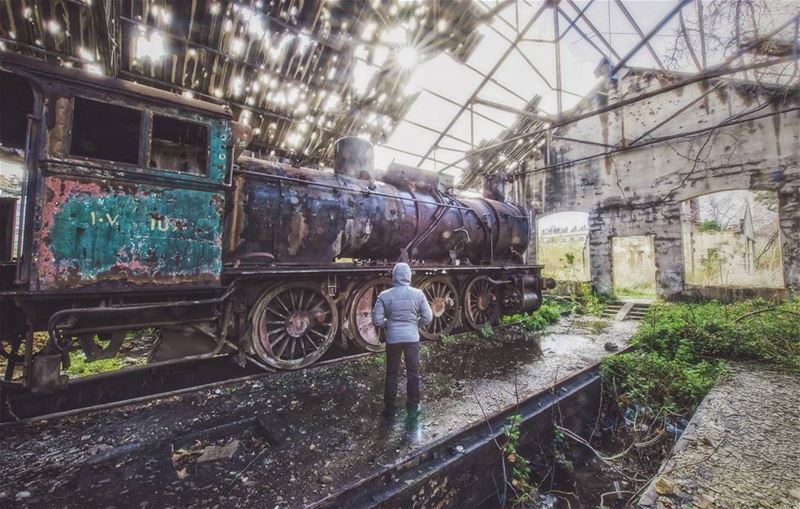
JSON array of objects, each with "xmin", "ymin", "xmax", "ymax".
[{"xmin": 310, "ymin": 349, "xmax": 631, "ymax": 508}]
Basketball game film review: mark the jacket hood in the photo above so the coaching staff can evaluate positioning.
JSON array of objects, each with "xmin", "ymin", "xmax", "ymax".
[{"xmin": 392, "ymin": 263, "xmax": 412, "ymax": 286}]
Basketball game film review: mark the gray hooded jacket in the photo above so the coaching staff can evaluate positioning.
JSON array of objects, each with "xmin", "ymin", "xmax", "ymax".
[{"xmin": 371, "ymin": 263, "xmax": 433, "ymax": 343}]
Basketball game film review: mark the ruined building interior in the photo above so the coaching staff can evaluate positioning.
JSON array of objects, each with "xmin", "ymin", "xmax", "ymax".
[{"xmin": 0, "ymin": 1, "xmax": 798, "ymax": 508}]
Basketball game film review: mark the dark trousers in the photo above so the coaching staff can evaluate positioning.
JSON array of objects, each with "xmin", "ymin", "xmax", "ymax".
[{"xmin": 385, "ymin": 342, "xmax": 421, "ymax": 410}]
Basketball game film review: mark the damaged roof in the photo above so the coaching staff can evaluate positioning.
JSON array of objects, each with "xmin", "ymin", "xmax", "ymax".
[{"xmin": 0, "ymin": 0, "xmax": 796, "ymax": 186}]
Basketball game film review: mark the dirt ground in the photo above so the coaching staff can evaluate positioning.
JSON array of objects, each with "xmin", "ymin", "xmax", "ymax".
[{"xmin": 0, "ymin": 315, "xmax": 636, "ymax": 508}]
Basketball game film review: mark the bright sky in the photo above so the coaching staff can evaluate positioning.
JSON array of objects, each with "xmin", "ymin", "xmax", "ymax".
[{"xmin": 539, "ymin": 211, "xmax": 589, "ymax": 230}]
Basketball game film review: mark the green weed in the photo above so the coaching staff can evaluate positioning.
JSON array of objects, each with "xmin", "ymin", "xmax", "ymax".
[
  {"xmin": 573, "ymin": 283, "xmax": 607, "ymax": 315},
  {"xmin": 66, "ymin": 352, "xmax": 125, "ymax": 377},
  {"xmin": 440, "ymin": 334, "xmax": 456, "ymax": 346},
  {"xmin": 369, "ymin": 352, "xmax": 387, "ymax": 367},
  {"xmin": 501, "ymin": 414, "xmax": 537, "ymax": 505},
  {"xmin": 500, "ymin": 300, "xmax": 564, "ymax": 332}
]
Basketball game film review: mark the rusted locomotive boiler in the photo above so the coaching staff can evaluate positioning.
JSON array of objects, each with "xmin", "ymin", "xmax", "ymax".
[
  {"xmin": 0, "ymin": 54, "xmax": 552, "ymax": 401},
  {"xmin": 230, "ymin": 139, "xmax": 528, "ymax": 268}
]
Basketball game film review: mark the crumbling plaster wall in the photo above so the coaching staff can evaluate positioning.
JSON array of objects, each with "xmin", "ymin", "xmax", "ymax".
[{"xmin": 519, "ymin": 70, "xmax": 800, "ymax": 299}]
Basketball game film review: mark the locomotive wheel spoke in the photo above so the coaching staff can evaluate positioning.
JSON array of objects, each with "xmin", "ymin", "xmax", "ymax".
[
  {"xmin": 274, "ymin": 334, "xmax": 290, "ymax": 358},
  {"xmin": 251, "ymin": 282, "xmax": 338, "ymax": 369},
  {"xmin": 275, "ymin": 296, "xmax": 291, "ymax": 315},
  {"xmin": 418, "ymin": 276, "xmax": 460, "ymax": 341},
  {"xmin": 305, "ymin": 332, "xmax": 320, "ymax": 349},
  {"xmin": 464, "ymin": 275, "xmax": 502, "ymax": 330}
]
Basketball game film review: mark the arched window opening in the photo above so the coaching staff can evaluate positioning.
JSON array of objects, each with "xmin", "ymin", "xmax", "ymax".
[{"xmin": 681, "ymin": 190, "xmax": 784, "ymax": 289}]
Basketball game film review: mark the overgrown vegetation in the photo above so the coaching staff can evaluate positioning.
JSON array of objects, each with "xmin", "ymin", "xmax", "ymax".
[
  {"xmin": 571, "ymin": 283, "xmax": 607, "ymax": 315},
  {"xmin": 440, "ymin": 334, "xmax": 456, "ymax": 346},
  {"xmin": 479, "ymin": 324, "xmax": 494, "ymax": 339},
  {"xmin": 501, "ymin": 414, "xmax": 537, "ymax": 506},
  {"xmin": 698, "ymin": 219, "xmax": 723, "ymax": 232},
  {"xmin": 500, "ymin": 299, "xmax": 565, "ymax": 332},
  {"xmin": 602, "ymin": 299, "xmax": 800, "ymax": 416}
]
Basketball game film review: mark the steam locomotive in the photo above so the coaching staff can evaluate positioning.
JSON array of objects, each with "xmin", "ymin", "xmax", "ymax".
[{"xmin": 0, "ymin": 54, "xmax": 551, "ymax": 397}]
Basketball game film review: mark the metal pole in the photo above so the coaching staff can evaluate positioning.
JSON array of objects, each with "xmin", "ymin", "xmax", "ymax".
[{"xmin": 553, "ymin": 6, "xmax": 563, "ymax": 114}]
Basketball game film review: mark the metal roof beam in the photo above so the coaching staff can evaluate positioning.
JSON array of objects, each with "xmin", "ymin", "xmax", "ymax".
[
  {"xmin": 614, "ymin": 0, "xmax": 666, "ymax": 70},
  {"xmin": 611, "ymin": 0, "xmax": 692, "ymax": 75},
  {"xmin": 417, "ymin": 1, "xmax": 551, "ymax": 167},
  {"xmin": 564, "ymin": 0, "xmax": 622, "ymax": 62},
  {"xmin": 556, "ymin": 6, "xmax": 613, "ymax": 63}
]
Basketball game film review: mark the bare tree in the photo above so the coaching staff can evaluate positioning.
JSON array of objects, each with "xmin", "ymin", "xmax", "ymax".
[
  {"xmin": 666, "ymin": 0, "xmax": 799, "ymax": 88},
  {"xmin": 699, "ymin": 194, "xmax": 743, "ymax": 229}
]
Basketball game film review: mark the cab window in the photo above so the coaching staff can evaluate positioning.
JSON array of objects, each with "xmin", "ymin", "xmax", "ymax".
[
  {"xmin": 71, "ymin": 97, "xmax": 142, "ymax": 164},
  {"xmin": 149, "ymin": 114, "xmax": 208, "ymax": 175}
]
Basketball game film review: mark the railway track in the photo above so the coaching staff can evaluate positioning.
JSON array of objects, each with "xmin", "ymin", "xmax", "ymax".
[
  {"xmin": 311, "ymin": 360, "xmax": 607, "ymax": 508},
  {"xmin": 1, "ymin": 350, "xmax": 373, "ymax": 424}
]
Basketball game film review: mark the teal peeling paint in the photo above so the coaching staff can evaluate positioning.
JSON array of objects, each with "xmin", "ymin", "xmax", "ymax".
[
  {"xmin": 209, "ymin": 119, "xmax": 231, "ymax": 182},
  {"xmin": 43, "ymin": 179, "xmax": 222, "ymax": 288}
]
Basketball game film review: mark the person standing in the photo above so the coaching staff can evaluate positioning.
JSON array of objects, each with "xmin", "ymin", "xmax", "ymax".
[{"xmin": 372, "ymin": 263, "xmax": 433, "ymax": 419}]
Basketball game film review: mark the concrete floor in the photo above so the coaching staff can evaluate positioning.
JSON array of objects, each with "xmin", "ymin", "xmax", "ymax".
[{"xmin": 638, "ymin": 364, "xmax": 800, "ymax": 509}]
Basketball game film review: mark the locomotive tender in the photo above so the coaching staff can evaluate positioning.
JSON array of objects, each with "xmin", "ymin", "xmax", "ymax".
[{"xmin": 0, "ymin": 54, "xmax": 551, "ymax": 397}]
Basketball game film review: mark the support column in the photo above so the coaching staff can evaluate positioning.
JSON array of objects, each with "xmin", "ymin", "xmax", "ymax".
[
  {"xmin": 653, "ymin": 234, "xmax": 685, "ymax": 300},
  {"xmin": 779, "ymin": 186, "xmax": 800, "ymax": 295},
  {"xmin": 588, "ymin": 211, "xmax": 613, "ymax": 295}
]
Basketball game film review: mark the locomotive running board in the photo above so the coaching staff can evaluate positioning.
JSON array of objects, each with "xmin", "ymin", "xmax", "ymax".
[{"xmin": 310, "ymin": 363, "xmax": 603, "ymax": 508}]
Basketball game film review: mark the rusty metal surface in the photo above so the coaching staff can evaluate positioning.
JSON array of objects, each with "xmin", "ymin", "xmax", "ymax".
[
  {"xmin": 0, "ymin": 57, "xmax": 547, "ymax": 392},
  {"xmin": 229, "ymin": 158, "xmax": 530, "ymax": 266},
  {"xmin": 333, "ymin": 136, "xmax": 375, "ymax": 179}
]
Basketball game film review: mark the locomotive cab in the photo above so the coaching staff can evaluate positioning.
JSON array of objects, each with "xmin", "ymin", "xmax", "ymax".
[
  {"xmin": 0, "ymin": 55, "xmax": 245, "ymax": 395},
  {"xmin": 0, "ymin": 56, "xmax": 239, "ymax": 297},
  {"xmin": 0, "ymin": 70, "xmax": 35, "ymax": 292}
]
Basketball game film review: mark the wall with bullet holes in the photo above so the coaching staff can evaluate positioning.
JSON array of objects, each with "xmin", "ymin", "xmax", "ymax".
[{"xmin": 516, "ymin": 68, "xmax": 800, "ymax": 299}]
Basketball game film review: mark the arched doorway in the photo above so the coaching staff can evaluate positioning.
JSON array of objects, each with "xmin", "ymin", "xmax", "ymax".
[
  {"xmin": 611, "ymin": 235, "xmax": 657, "ymax": 300},
  {"xmin": 537, "ymin": 212, "xmax": 590, "ymax": 289}
]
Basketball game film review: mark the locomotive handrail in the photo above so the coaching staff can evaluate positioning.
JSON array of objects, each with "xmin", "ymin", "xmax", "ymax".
[
  {"xmin": 233, "ymin": 167, "xmax": 478, "ymax": 212},
  {"xmin": 46, "ymin": 280, "xmax": 241, "ymax": 353}
]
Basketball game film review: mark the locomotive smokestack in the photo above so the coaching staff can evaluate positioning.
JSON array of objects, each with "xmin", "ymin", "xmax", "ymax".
[
  {"xmin": 482, "ymin": 174, "xmax": 506, "ymax": 202},
  {"xmin": 334, "ymin": 137, "xmax": 374, "ymax": 179}
]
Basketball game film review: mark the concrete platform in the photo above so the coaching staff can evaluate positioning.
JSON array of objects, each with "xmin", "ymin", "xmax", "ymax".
[
  {"xmin": 0, "ymin": 315, "xmax": 635, "ymax": 508},
  {"xmin": 638, "ymin": 365, "xmax": 800, "ymax": 509}
]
